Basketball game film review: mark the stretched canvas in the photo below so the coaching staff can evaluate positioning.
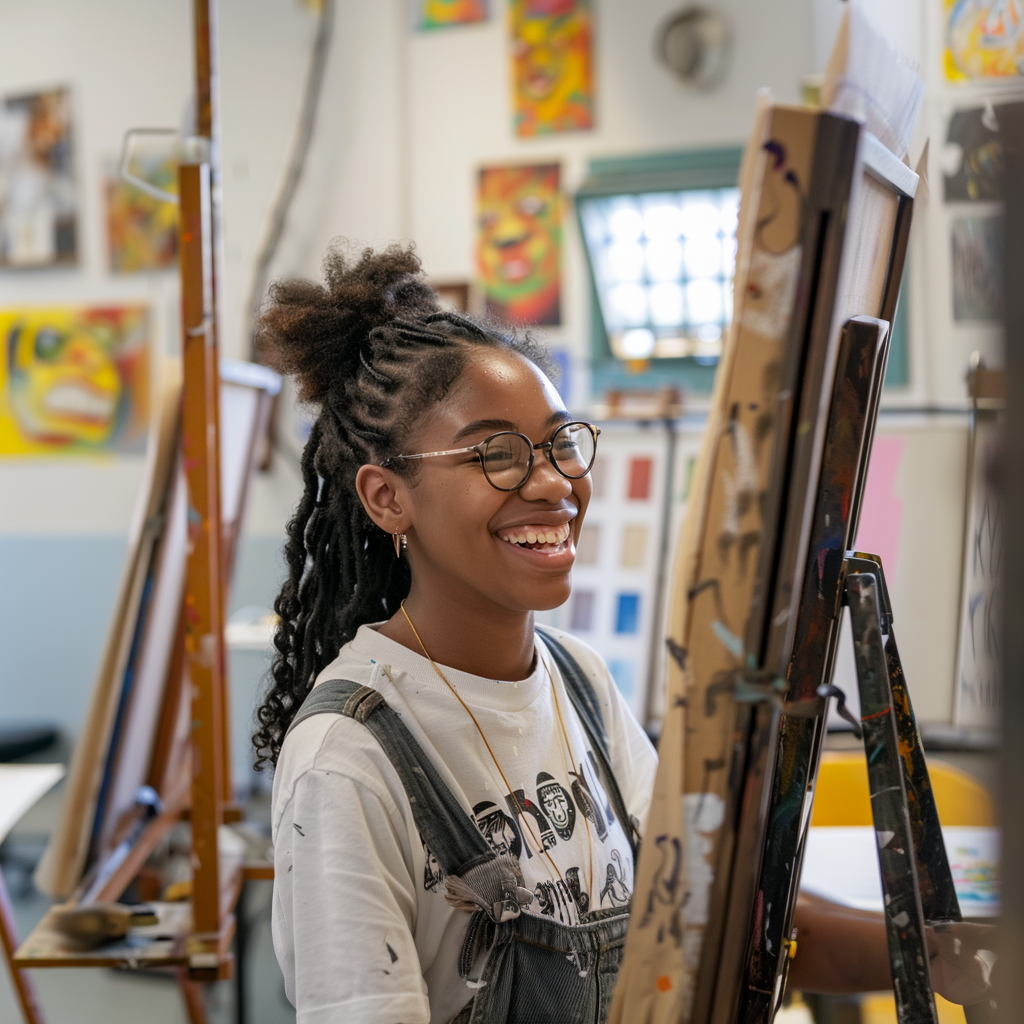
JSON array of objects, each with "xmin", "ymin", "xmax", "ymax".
[
  {"xmin": 0, "ymin": 87, "xmax": 77, "ymax": 267},
  {"xmin": 106, "ymin": 153, "xmax": 178, "ymax": 273},
  {"xmin": 477, "ymin": 162, "xmax": 561, "ymax": 324},
  {"xmin": 0, "ymin": 305, "xmax": 150, "ymax": 456},
  {"xmin": 945, "ymin": 0, "xmax": 1024, "ymax": 81},
  {"xmin": 511, "ymin": 0, "xmax": 593, "ymax": 136}
]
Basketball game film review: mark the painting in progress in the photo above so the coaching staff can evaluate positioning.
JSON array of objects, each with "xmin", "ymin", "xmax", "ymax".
[
  {"xmin": 415, "ymin": 0, "xmax": 487, "ymax": 29},
  {"xmin": 510, "ymin": 0, "xmax": 593, "ymax": 136},
  {"xmin": 106, "ymin": 153, "xmax": 178, "ymax": 273},
  {"xmin": 0, "ymin": 87, "xmax": 77, "ymax": 267},
  {"xmin": 944, "ymin": 0, "xmax": 1024, "ymax": 81},
  {"xmin": 0, "ymin": 306, "xmax": 150, "ymax": 456},
  {"xmin": 477, "ymin": 162, "xmax": 562, "ymax": 324}
]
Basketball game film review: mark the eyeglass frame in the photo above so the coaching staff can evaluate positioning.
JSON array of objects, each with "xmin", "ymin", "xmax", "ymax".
[{"xmin": 382, "ymin": 420, "xmax": 602, "ymax": 492}]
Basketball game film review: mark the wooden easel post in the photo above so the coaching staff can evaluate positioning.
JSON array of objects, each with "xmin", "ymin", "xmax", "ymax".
[{"xmin": 179, "ymin": 0, "xmax": 233, "ymax": 976}]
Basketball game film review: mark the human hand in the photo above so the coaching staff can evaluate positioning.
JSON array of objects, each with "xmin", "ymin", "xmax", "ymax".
[{"xmin": 926, "ymin": 922, "xmax": 996, "ymax": 1007}]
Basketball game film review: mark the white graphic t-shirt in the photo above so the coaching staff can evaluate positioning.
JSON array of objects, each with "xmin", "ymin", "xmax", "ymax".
[{"xmin": 271, "ymin": 624, "xmax": 657, "ymax": 1024}]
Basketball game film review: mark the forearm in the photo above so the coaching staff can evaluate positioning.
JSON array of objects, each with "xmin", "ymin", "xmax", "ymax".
[
  {"xmin": 788, "ymin": 893, "xmax": 996, "ymax": 1005},
  {"xmin": 788, "ymin": 893, "xmax": 893, "ymax": 993}
]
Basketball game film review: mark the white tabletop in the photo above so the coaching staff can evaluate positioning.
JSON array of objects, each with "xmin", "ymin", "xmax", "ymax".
[
  {"xmin": 800, "ymin": 826, "xmax": 1000, "ymax": 918},
  {"xmin": 0, "ymin": 763, "xmax": 64, "ymax": 844}
]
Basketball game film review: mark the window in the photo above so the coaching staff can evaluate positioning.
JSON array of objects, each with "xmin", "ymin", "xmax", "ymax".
[
  {"xmin": 580, "ymin": 187, "xmax": 739, "ymax": 362},
  {"xmin": 576, "ymin": 148, "xmax": 742, "ymax": 396},
  {"xmin": 576, "ymin": 147, "xmax": 910, "ymax": 396}
]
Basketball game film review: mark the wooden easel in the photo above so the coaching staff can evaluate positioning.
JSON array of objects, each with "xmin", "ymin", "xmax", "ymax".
[{"xmin": 9, "ymin": 3, "xmax": 273, "ymax": 1022}]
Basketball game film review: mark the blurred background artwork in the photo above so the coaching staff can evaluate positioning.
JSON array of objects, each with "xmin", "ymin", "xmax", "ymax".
[
  {"xmin": 511, "ymin": 0, "xmax": 594, "ymax": 136},
  {"xmin": 414, "ymin": 0, "xmax": 488, "ymax": 30},
  {"xmin": 944, "ymin": 0, "xmax": 1024, "ymax": 81},
  {"xmin": 0, "ymin": 305, "xmax": 150, "ymax": 456},
  {"xmin": 944, "ymin": 106, "xmax": 1005, "ymax": 201},
  {"xmin": 477, "ymin": 162, "xmax": 561, "ymax": 324},
  {"xmin": 951, "ymin": 215, "xmax": 1004, "ymax": 321},
  {"xmin": 0, "ymin": 86, "xmax": 77, "ymax": 268},
  {"xmin": 105, "ymin": 153, "xmax": 178, "ymax": 273}
]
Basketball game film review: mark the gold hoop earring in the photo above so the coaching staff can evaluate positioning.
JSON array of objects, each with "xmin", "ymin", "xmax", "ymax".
[{"xmin": 393, "ymin": 530, "xmax": 407, "ymax": 559}]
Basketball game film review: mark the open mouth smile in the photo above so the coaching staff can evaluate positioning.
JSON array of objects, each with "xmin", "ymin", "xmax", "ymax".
[{"xmin": 496, "ymin": 521, "xmax": 572, "ymax": 554}]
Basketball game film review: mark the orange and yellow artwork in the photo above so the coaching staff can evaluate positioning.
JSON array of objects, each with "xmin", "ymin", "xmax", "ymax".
[
  {"xmin": 417, "ymin": 0, "xmax": 488, "ymax": 29},
  {"xmin": 106, "ymin": 154, "xmax": 178, "ymax": 273},
  {"xmin": 0, "ymin": 306, "xmax": 150, "ymax": 456},
  {"xmin": 511, "ymin": 0, "xmax": 593, "ymax": 137},
  {"xmin": 945, "ymin": 0, "xmax": 1024, "ymax": 81},
  {"xmin": 477, "ymin": 163, "xmax": 561, "ymax": 325}
]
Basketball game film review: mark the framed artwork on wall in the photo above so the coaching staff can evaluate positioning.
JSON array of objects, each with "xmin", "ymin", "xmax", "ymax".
[
  {"xmin": 0, "ymin": 87, "xmax": 77, "ymax": 268},
  {"xmin": 0, "ymin": 305, "xmax": 150, "ymax": 456},
  {"xmin": 477, "ymin": 162, "xmax": 562, "ymax": 325}
]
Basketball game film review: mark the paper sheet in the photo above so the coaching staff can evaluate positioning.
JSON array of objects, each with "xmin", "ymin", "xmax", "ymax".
[
  {"xmin": 800, "ymin": 826, "xmax": 1000, "ymax": 917},
  {"xmin": 0, "ymin": 763, "xmax": 64, "ymax": 843}
]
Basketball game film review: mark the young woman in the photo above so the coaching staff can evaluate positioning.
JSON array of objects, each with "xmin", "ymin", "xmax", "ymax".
[{"xmin": 255, "ymin": 245, "xmax": 992, "ymax": 1024}]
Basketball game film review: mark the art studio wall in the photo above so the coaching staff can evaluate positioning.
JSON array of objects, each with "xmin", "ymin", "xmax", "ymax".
[{"xmin": 0, "ymin": 0, "xmax": 1014, "ymax": 763}]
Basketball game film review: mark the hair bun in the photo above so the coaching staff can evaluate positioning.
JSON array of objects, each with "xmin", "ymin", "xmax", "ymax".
[{"xmin": 255, "ymin": 241, "xmax": 440, "ymax": 404}]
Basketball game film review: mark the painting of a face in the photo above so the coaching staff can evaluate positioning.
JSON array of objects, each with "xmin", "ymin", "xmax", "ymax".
[
  {"xmin": 511, "ymin": 0, "xmax": 593, "ymax": 136},
  {"xmin": 1, "ymin": 306, "xmax": 149, "ymax": 455},
  {"xmin": 477, "ymin": 163, "xmax": 561, "ymax": 325}
]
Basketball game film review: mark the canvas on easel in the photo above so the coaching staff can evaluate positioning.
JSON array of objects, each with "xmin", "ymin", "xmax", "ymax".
[{"xmin": 608, "ymin": 6, "xmax": 925, "ymax": 1020}]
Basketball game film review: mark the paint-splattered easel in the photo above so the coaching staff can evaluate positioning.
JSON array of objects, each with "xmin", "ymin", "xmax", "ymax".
[{"xmin": 10, "ymin": 4, "xmax": 270, "ymax": 1023}]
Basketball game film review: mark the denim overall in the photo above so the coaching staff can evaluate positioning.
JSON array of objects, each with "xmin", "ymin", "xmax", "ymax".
[{"xmin": 287, "ymin": 631, "xmax": 639, "ymax": 1024}]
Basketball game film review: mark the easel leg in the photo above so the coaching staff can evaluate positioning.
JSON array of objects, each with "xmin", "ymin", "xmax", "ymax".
[
  {"xmin": 0, "ymin": 871, "xmax": 45, "ymax": 1024},
  {"xmin": 847, "ymin": 572, "xmax": 939, "ymax": 1024},
  {"xmin": 176, "ymin": 967, "xmax": 210, "ymax": 1024}
]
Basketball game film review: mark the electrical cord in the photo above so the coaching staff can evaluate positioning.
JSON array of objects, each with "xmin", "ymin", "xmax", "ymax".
[{"xmin": 245, "ymin": 0, "xmax": 336, "ymax": 360}]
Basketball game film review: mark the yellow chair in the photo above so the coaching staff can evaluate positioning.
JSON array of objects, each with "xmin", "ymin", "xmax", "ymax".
[
  {"xmin": 811, "ymin": 751, "xmax": 995, "ymax": 827},
  {"xmin": 809, "ymin": 750, "xmax": 995, "ymax": 1023}
]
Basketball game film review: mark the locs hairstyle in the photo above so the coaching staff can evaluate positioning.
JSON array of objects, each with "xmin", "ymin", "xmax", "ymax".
[{"xmin": 252, "ymin": 243, "xmax": 551, "ymax": 769}]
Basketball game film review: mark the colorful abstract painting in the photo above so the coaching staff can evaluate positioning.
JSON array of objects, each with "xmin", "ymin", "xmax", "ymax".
[
  {"xmin": 0, "ymin": 87, "xmax": 77, "ymax": 267},
  {"xmin": 415, "ymin": 0, "xmax": 488, "ymax": 29},
  {"xmin": 511, "ymin": 0, "xmax": 593, "ymax": 136},
  {"xmin": 477, "ymin": 163, "xmax": 561, "ymax": 324},
  {"xmin": 945, "ymin": 0, "xmax": 1024, "ymax": 81},
  {"xmin": 0, "ymin": 306, "xmax": 150, "ymax": 456},
  {"xmin": 107, "ymin": 154, "xmax": 178, "ymax": 273}
]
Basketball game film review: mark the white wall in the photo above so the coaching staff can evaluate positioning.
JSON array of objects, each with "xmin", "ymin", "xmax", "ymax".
[{"xmin": 2, "ymin": 0, "xmax": 999, "ymax": 738}]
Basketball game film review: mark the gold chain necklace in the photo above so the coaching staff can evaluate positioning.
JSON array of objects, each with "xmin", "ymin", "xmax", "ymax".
[{"xmin": 399, "ymin": 601, "xmax": 593, "ymax": 910}]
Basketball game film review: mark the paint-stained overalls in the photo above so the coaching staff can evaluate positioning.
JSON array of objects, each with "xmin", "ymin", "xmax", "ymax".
[{"xmin": 287, "ymin": 631, "xmax": 639, "ymax": 1024}]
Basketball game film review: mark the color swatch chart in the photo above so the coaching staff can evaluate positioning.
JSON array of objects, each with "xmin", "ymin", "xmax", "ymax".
[{"xmin": 537, "ymin": 419, "xmax": 703, "ymax": 725}]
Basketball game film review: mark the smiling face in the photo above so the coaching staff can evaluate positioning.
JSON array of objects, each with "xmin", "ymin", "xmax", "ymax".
[{"xmin": 390, "ymin": 347, "xmax": 590, "ymax": 619}]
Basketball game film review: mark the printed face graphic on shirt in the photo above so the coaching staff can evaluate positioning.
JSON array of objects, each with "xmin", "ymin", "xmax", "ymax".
[
  {"xmin": 422, "ymin": 836, "xmax": 445, "ymax": 892},
  {"xmin": 536, "ymin": 772, "xmax": 576, "ymax": 841},
  {"xmin": 473, "ymin": 801, "xmax": 523, "ymax": 859}
]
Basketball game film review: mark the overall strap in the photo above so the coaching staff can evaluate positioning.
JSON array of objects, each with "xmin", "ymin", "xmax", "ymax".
[
  {"xmin": 537, "ymin": 630, "xmax": 640, "ymax": 859},
  {"xmin": 287, "ymin": 679, "xmax": 490, "ymax": 875}
]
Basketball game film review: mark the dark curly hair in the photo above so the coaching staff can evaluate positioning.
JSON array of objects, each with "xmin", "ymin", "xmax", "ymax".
[{"xmin": 252, "ymin": 242, "xmax": 551, "ymax": 769}]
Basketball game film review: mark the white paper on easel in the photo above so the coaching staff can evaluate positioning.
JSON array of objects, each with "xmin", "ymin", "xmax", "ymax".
[
  {"xmin": 821, "ymin": 0, "xmax": 925, "ymax": 161},
  {"xmin": 0, "ymin": 764, "xmax": 64, "ymax": 844}
]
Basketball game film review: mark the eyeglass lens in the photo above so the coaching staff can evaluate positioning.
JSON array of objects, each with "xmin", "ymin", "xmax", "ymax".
[{"xmin": 480, "ymin": 422, "xmax": 597, "ymax": 490}]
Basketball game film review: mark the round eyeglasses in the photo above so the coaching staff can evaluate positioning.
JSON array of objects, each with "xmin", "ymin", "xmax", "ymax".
[{"xmin": 385, "ymin": 421, "xmax": 601, "ymax": 491}]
